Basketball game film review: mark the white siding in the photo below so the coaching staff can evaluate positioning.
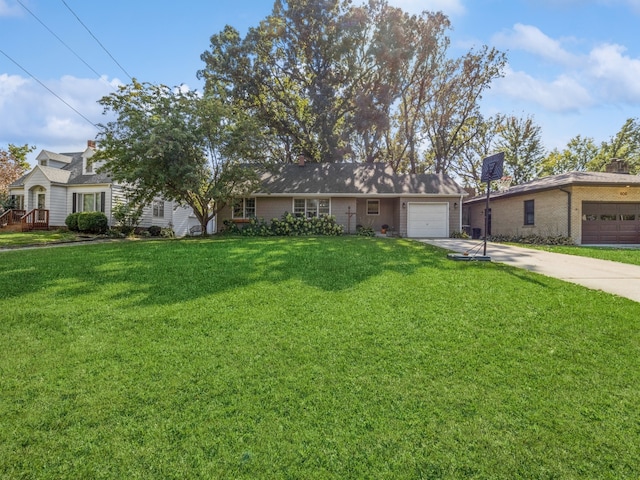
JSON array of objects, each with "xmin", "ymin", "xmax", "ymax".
[{"xmin": 49, "ymin": 185, "xmax": 68, "ymax": 226}]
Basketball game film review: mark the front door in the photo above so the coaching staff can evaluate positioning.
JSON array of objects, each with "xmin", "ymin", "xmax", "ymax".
[{"xmin": 37, "ymin": 193, "xmax": 46, "ymax": 221}]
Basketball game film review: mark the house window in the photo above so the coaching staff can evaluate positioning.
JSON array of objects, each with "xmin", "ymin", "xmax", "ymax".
[
  {"xmin": 367, "ymin": 199, "xmax": 380, "ymax": 215},
  {"xmin": 40, "ymin": 159, "xmax": 47, "ymax": 167},
  {"xmin": 85, "ymin": 160, "xmax": 93, "ymax": 174},
  {"xmin": 10, "ymin": 195, "xmax": 24, "ymax": 210},
  {"xmin": 152, "ymin": 200, "xmax": 165, "ymax": 218},
  {"xmin": 232, "ymin": 198, "xmax": 256, "ymax": 219},
  {"xmin": 293, "ymin": 198, "xmax": 330, "ymax": 218},
  {"xmin": 75, "ymin": 192, "xmax": 104, "ymax": 213},
  {"xmin": 524, "ymin": 200, "xmax": 535, "ymax": 225}
]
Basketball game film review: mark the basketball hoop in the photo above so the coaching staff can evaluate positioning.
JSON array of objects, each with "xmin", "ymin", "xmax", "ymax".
[{"xmin": 495, "ymin": 175, "xmax": 512, "ymax": 192}]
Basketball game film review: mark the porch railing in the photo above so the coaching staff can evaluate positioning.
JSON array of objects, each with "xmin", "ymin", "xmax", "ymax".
[
  {"xmin": 0, "ymin": 209, "xmax": 26, "ymax": 228},
  {"xmin": 21, "ymin": 209, "xmax": 49, "ymax": 231}
]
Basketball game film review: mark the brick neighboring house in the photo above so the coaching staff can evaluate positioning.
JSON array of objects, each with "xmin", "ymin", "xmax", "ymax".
[
  {"xmin": 463, "ymin": 160, "xmax": 640, "ymax": 245},
  {"xmin": 217, "ymin": 160, "xmax": 468, "ymax": 238}
]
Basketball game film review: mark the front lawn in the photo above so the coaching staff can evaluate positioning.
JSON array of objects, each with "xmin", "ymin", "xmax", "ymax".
[
  {"xmin": 0, "ymin": 229, "xmax": 79, "ymax": 248},
  {"xmin": 1, "ymin": 237, "xmax": 638, "ymax": 479},
  {"xmin": 512, "ymin": 244, "xmax": 640, "ymax": 266}
]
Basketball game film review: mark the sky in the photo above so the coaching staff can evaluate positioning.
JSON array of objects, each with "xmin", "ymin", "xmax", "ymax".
[{"xmin": 1, "ymin": 0, "xmax": 639, "ymax": 166}]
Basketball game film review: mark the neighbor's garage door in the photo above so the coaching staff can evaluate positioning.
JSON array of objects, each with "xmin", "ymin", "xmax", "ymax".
[
  {"xmin": 407, "ymin": 203, "xmax": 448, "ymax": 238},
  {"xmin": 582, "ymin": 202, "xmax": 640, "ymax": 244}
]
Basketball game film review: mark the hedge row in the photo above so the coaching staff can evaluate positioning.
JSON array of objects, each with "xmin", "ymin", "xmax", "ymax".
[
  {"xmin": 65, "ymin": 212, "xmax": 109, "ymax": 234},
  {"xmin": 223, "ymin": 213, "xmax": 344, "ymax": 237},
  {"xmin": 489, "ymin": 234, "xmax": 575, "ymax": 245}
]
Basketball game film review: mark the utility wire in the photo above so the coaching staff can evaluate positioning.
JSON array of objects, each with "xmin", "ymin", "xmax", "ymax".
[
  {"xmin": 0, "ymin": 48, "xmax": 99, "ymax": 129},
  {"xmin": 16, "ymin": 0, "xmax": 107, "ymax": 82},
  {"xmin": 59, "ymin": 0, "xmax": 133, "ymax": 81}
]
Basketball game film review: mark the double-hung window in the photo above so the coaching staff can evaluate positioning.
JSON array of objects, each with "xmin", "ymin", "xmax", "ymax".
[
  {"xmin": 232, "ymin": 198, "xmax": 256, "ymax": 219},
  {"xmin": 10, "ymin": 194, "xmax": 24, "ymax": 210},
  {"xmin": 366, "ymin": 199, "xmax": 380, "ymax": 215},
  {"xmin": 524, "ymin": 200, "xmax": 535, "ymax": 226},
  {"xmin": 294, "ymin": 198, "xmax": 330, "ymax": 218},
  {"xmin": 73, "ymin": 192, "xmax": 105, "ymax": 213},
  {"xmin": 152, "ymin": 200, "xmax": 165, "ymax": 218}
]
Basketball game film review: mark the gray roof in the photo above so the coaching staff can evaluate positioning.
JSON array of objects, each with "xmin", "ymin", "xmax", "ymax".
[
  {"xmin": 258, "ymin": 163, "xmax": 467, "ymax": 196},
  {"xmin": 9, "ymin": 151, "xmax": 112, "ymax": 187},
  {"xmin": 465, "ymin": 171, "xmax": 640, "ymax": 204}
]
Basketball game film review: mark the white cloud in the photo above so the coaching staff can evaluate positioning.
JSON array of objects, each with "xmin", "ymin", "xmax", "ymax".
[
  {"xmin": 385, "ymin": 0, "xmax": 466, "ymax": 16},
  {"xmin": 492, "ymin": 24, "xmax": 578, "ymax": 67},
  {"xmin": 490, "ymin": 23, "xmax": 640, "ymax": 113},
  {"xmin": 0, "ymin": 0, "xmax": 21, "ymax": 16},
  {"xmin": 587, "ymin": 43, "xmax": 640, "ymax": 102},
  {"xmin": 0, "ymin": 74, "xmax": 121, "ymax": 159},
  {"xmin": 491, "ymin": 66, "xmax": 593, "ymax": 113}
]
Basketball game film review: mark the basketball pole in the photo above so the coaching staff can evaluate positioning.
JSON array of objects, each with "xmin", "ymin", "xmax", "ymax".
[{"xmin": 484, "ymin": 178, "xmax": 490, "ymax": 256}]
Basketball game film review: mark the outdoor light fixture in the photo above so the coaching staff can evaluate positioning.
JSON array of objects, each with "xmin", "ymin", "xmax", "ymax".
[
  {"xmin": 454, "ymin": 202, "xmax": 458, "ymax": 209},
  {"xmin": 402, "ymin": 202, "xmax": 406, "ymax": 208}
]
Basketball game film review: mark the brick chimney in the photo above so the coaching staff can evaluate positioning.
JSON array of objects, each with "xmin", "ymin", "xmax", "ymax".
[
  {"xmin": 87, "ymin": 140, "xmax": 96, "ymax": 149},
  {"xmin": 605, "ymin": 158, "xmax": 630, "ymax": 174},
  {"xmin": 297, "ymin": 155, "xmax": 305, "ymax": 167}
]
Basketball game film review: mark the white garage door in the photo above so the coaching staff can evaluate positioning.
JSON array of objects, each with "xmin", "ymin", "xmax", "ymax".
[{"xmin": 407, "ymin": 203, "xmax": 448, "ymax": 238}]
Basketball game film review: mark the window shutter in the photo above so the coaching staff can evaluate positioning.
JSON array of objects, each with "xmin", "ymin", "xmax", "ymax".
[
  {"xmin": 100, "ymin": 192, "xmax": 106, "ymax": 213},
  {"xmin": 72, "ymin": 193, "xmax": 77, "ymax": 213}
]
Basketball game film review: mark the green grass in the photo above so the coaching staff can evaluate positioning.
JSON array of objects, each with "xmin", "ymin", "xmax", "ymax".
[
  {"xmin": 0, "ymin": 230, "xmax": 79, "ymax": 248},
  {"xmin": 1, "ymin": 237, "xmax": 639, "ymax": 479},
  {"xmin": 510, "ymin": 243, "xmax": 640, "ymax": 266}
]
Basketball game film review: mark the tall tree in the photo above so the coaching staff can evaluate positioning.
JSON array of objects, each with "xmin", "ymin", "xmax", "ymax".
[
  {"xmin": 95, "ymin": 81, "xmax": 263, "ymax": 233},
  {"xmin": 199, "ymin": 0, "xmax": 504, "ymax": 170},
  {"xmin": 449, "ymin": 115, "xmax": 499, "ymax": 191},
  {"xmin": 587, "ymin": 118, "xmax": 640, "ymax": 173},
  {"xmin": 0, "ymin": 144, "xmax": 34, "ymax": 208},
  {"xmin": 423, "ymin": 46, "xmax": 506, "ymax": 175},
  {"xmin": 495, "ymin": 114, "xmax": 545, "ymax": 185},
  {"xmin": 540, "ymin": 135, "xmax": 598, "ymax": 176}
]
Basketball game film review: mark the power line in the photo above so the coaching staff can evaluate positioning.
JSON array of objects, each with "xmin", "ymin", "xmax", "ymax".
[
  {"xmin": 59, "ymin": 0, "xmax": 133, "ymax": 81},
  {"xmin": 16, "ymin": 0, "xmax": 106, "ymax": 82},
  {"xmin": 0, "ymin": 48, "xmax": 99, "ymax": 129}
]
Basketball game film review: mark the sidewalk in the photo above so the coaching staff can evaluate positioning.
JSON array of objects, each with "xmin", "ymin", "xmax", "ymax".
[{"xmin": 421, "ymin": 239, "xmax": 640, "ymax": 304}]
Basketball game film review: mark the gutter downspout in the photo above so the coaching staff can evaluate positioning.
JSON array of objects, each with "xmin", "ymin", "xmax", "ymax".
[{"xmin": 560, "ymin": 188, "xmax": 571, "ymax": 238}]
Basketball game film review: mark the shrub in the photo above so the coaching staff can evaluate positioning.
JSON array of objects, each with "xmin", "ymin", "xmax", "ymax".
[
  {"xmin": 76, "ymin": 212, "xmax": 109, "ymax": 234},
  {"xmin": 450, "ymin": 230, "xmax": 470, "ymax": 239},
  {"xmin": 222, "ymin": 213, "xmax": 344, "ymax": 237},
  {"xmin": 112, "ymin": 201, "xmax": 143, "ymax": 236},
  {"xmin": 489, "ymin": 234, "xmax": 574, "ymax": 245},
  {"xmin": 65, "ymin": 212, "xmax": 81, "ymax": 232},
  {"xmin": 148, "ymin": 225, "xmax": 162, "ymax": 237},
  {"xmin": 356, "ymin": 225, "xmax": 375, "ymax": 237},
  {"xmin": 160, "ymin": 227, "xmax": 175, "ymax": 238}
]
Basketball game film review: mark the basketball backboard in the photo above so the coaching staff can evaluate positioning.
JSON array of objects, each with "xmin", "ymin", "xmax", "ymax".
[{"xmin": 480, "ymin": 152, "xmax": 504, "ymax": 182}]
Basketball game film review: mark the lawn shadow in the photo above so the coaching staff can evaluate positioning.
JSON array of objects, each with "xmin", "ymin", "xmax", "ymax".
[{"xmin": 0, "ymin": 237, "xmax": 456, "ymax": 310}]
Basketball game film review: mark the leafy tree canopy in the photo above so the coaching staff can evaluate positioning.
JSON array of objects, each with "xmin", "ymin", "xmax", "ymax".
[
  {"xmin": 1, "ymin": 144, "xmax": 34, "ymax": 207},
  {"xmin": 95, "ymin": 80, "xmax": 264, "ymax": 233},
  {"xmin": 199, "ymin": 0, "xmax": 506, "ymax": 173}
]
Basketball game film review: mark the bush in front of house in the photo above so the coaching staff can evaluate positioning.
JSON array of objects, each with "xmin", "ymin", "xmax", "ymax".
[
  {"xmin": 356, "ymin": 225, "xmax": 375, "ymax": 237},
  {"xmin": 222, "ymin": 213, "xmax": 344, "ymax": 237},
  {"xmin": 148, "ymin": 225, "xmax": 162, "ymax": 237},
  {"xmin": 450, "ymin": 230, "xmax": 470, "ymax": 239},
  {"xmin": 112, "ymin": 201, "xmax": 143, "ymax": 236},
  {"xmin": 489, "ymin": 234, "xmax": 574, "ymax": 245},
  {"xmin": 65, "ymin": 212, "xmax": 81, "ymax": 232},
  {"xmin": 76, "ymin": 212, "xmax": 109, "ymax": 234}
]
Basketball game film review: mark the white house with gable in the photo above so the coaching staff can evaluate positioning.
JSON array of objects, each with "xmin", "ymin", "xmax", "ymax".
[{"xmin": 5, "ymin": 141, "xmax": 212, "ymax": 236}]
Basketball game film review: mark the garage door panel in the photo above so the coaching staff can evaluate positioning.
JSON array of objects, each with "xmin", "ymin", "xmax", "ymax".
[
  {"xmin": 408, "ymin": 203, "xmax": 448, "ymax": 238},
  {"xmin": 581, "ymin": 202, "xmax": 640, "ymax": 244}
]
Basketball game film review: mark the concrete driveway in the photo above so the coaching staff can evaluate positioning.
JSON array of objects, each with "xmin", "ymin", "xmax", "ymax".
[{"xmin": 421, "ymin": 239, "xmax": 640, "ymax": 304}]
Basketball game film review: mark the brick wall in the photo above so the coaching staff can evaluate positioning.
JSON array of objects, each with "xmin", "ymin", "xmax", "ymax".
[{"xmin": 466, "ymin": 185, "xmax": 640, "ymax": 243}]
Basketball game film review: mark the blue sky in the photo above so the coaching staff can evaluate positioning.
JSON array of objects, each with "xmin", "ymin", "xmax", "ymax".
[{"xmin": 1, "ymin": 0, "xmax": 639, "ymax": 166}]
